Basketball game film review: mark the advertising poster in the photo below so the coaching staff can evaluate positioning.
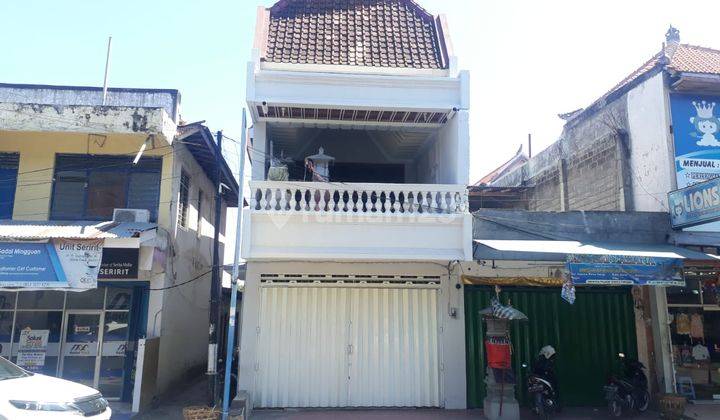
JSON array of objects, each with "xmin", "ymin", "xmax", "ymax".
[
  {"xmin": 670, "ymin": 94, "xmax": 720, "ymax": 188},
  {"xmin": 566, "ymin": 254, "xmax": 685, "ymax": 286},
  {"xmin": 16, "ymin": 329, "xmax": 49, "ymax": 372},
  {"xmin": 0, "ymin": 239, "xmax": 103, "ymax": 289}
]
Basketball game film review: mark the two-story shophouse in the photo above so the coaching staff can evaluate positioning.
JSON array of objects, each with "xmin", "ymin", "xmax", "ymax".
[
  {"xmin": 238, "ymin": 0, "xmax": 472, "ymax": 410},
  {"xmin": 482, "ymin": 27, "xmax": 720, "ymax": 402},
  {"xmin": 0, "ymin": 84, "xmax": 238, "ymax": 410}
]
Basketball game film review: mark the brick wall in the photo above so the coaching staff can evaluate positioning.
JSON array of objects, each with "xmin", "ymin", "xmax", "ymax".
[{"xmin": 492, "ymin": 96, "xmax": 629, "ymax": 212}]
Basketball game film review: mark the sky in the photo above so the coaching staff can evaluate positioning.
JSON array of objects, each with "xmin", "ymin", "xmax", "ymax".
[{"xmin": 2, "ymin": 0, "xmax": 720, "ymax": 260}]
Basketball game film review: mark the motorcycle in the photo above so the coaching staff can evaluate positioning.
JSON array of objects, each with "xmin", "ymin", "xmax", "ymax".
[
  {"xmin": 524, "ymin": 345, "xmax": 559, "ymax": 419},
  {"xmin": 604, "ymin": 352, "xmax": 650, "ymax": 417}
]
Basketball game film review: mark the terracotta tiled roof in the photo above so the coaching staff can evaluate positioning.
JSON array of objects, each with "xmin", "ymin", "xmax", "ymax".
[
  {"xmin": 668, "ymin": 44, "xmax": 720, "ymax": 74},
  {"xmin": 474, "ymin": 146, "xmax": 528, "ymax": 186},
  {"xmin": 568, "ymin": 43, "xmax": 720, "ymax": 123},
  {"xmin": 265, "ymin": 0, "xmax": 446, "ymax": 69}
]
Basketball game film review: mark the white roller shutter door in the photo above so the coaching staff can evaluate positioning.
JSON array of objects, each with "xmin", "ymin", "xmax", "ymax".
[{"xmin": 254, "ymin": 285, "xmax": 440, "ymax": 408}]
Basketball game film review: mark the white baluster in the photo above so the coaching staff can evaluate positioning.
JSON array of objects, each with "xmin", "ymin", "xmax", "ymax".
[
  {"xmin": 279, "ymin": 188, "xmax": 288, "ymax": 211},
  {"xmin": 305, "ymin": 188, "xmax": 311, "ymax": 211},
  {"xmin": 392, "ymin": 190, "xmax": 400, "ymax": 213},
  {"xmin": 448, "ymin": 191, "xmax": 457, "ymax": 213},
  {"xmin": 439, "ymin": 191, "xmax": 448, "ymax": 213},
  {"xmin": 318, "ymin": 188, "xmax": 327, "ymax": 212},
  {"xmin": 260, "ymin": 188, "xmax": 269, "ymax": 210},
  {"xmin": 250, "ymin": 187, "xmax": 258, "ymax": 210}
]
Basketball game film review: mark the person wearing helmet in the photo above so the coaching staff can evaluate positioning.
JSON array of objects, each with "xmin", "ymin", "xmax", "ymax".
[{"xmin": 533, "ymin": 345, "xmax": 559, "ymax": 401}]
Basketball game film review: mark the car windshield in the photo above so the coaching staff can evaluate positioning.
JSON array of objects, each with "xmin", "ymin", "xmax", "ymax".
[{"xmin": 0, "ymin": 356, "xmax": 30, "ymax": 380}]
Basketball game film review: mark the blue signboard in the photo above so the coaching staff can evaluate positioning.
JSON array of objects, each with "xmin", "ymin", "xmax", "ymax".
[
  {"xmin": 670, "ymin": 94, "xmax": 720, "ymax": 189},
  {"xmin": 668, "ymin": 176, "xmax": 720, "ymax": 228},
  {"xmin": 566, "ymin": 254, "xmax": 684, "ymax": 286},
  {"xmin": 0, "ymin": 243, "xmax": 67, "ymax": 288}
]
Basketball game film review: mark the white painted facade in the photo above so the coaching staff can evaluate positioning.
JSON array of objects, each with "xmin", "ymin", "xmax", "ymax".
[{"xmin": 238, "ymin": 6, "xmax": 472, "ymax": 408}]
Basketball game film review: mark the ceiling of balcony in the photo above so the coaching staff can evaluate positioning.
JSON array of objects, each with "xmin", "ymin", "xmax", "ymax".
[{"xmin": 266, "ymin": 123, "xmax": 436, "ymax": 162}]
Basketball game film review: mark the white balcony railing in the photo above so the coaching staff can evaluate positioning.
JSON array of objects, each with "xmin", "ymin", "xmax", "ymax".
[{"xmin": 249, "ymin": 181, "xmax": 468, "ymax": 215}]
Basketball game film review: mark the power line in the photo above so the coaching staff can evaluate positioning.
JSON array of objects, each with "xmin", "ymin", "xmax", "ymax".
[{"xmin": 148, "ymin": 269, "xmax": 213, "ymax": 291}]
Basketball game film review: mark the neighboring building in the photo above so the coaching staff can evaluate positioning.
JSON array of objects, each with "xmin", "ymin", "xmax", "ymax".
[
  {"xmin": 478, "ymin": 27, "xmax": 720, "ymax": 401},
  {"xmin": 239, "ymin": 0, "xmax": 471, "ymax": 410},
  {"xmin": 0, "ymin": 84, "xmax": 238, "ymax": 409}
]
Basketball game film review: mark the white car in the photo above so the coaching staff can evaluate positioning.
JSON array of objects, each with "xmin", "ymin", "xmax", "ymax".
[{"xmin": 0, "ymin": 356, "xmax": 111, "ymax": 419}]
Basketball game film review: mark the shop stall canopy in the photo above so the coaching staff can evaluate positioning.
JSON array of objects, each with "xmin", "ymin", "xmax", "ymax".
[
  {"xmin": 474, "ymin": 239, "xmax": 719, "ymax": 261},
  {"xmin": 474, "ymin": 239, "xmax": 720, "ymax": 286}
]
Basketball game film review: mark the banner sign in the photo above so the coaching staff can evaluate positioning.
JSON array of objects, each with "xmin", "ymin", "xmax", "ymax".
[
  {"xmin": 16, "ymin": 329, "xmax": 49, "ymax": 372},
  {"xmin": 0, "ymin": 239, "xmax": 103, "ymax": 289},
  {"xmin": 670, "ymin": 94, "xmax": 720, "ymax": 189},
  {"xmin": 566, "ymin": 254, "xmax": 684, "ymax": 286},
  {"xmin": 669, "ymin": 176, "xmax": 720, "ymax": 228},
  {"xmin": 99, "ymin": 248, "xmax": 139, "ymax": 279}
]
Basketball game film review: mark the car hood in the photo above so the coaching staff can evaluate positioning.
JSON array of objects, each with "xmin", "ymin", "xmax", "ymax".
[{"xmin": 0, "ymin": 374, "xmax": 100, "ymax": 402}]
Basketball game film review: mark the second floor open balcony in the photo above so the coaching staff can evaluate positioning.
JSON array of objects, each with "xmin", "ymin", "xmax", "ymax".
[{"xmin": 241, "ymin": 120, "xmax": 472, "ymax": 263}]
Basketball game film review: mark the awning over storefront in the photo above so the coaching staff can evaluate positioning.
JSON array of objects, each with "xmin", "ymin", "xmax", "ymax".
[
  {"xmin": 474, "ymin": 239, "xmax": 720, "ymax": 262},
  {"xmin": 0, "ymin": 221, "xmax": 157, "ymax": 290},
  {"xmin": 474, "ymin": 239, "xmax": 719, "ymax": 286}
]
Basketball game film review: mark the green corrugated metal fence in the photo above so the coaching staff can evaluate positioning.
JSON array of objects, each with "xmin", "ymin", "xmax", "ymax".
[{"xmin": 465, "ymin": 286, "xmax": 637, "ymax": 408}]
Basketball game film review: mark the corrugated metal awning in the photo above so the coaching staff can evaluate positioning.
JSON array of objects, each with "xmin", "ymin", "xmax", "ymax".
[
  {"xmin": 0, "ymin": 220, "xmax": 157, "ymax": 240},
  {"xmin": 474, "ymin": 239, "xmax": 720, "ymax": 261}
]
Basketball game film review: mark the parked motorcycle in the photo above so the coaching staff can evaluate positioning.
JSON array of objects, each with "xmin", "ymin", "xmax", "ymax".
[
  {"xmin": 604, "ymin": 352, "xmax": 650, "ymax": 417},
  {"xmin": 524, "ymin": 345, "xmax": 559, "ymax": 419}
]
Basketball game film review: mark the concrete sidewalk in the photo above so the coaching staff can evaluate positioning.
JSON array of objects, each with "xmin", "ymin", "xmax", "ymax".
[{"xmin": 115, "ymin": 375, "xmax": 719, "ymax": 420}]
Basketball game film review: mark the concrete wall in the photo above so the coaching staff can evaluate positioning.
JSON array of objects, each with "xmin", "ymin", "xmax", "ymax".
[
  {"xmin": 152, "ymin": 141, "xmax": 228, "ymax": 394},
  {"xmin": 0, "ymin": 131, "xmax": 173, "ymax": 224},
  {"xmin": 238, "ymin": 261, "xmax": 467, "ymax": 409},
  {"xmin": 626, "ymin": 72, "xmax": 675, "ymax": 212},
  {"xmin": 493, "ymin": 91, "xmax": 628, "ymax": 212},
  {"xmin": 0, "ymin": 84, "xmax": 180, "ymax": 122},
  {"xmin": 416, "ymin": 110, "xmax": 470, "ymax": 185}
]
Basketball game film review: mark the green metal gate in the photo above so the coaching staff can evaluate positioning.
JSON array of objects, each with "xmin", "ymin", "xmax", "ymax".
[{"xmin": 465, "ymin": 286, "xmax": 637, "ymax": 408}]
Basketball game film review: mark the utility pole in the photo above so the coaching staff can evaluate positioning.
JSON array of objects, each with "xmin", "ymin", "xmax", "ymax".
[
  {"xmin": 102, "ymin": 36, "xmax": 112, "ymax": 105},
  {"xmin": 208, "ymin": 130, "xmax": 224, "ymax": 406},
  {"xmin": 528, "ymin": 133, "xmax": 532, "ymax": 158},
  {"xmin": 222, "ymin": 109, "xmax": 247, "ymax": 419}
]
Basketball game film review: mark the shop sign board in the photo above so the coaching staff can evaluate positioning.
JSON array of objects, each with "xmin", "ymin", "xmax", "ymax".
[
  {"xmin": 566, "ymin": 254, "xmax": 684, "ymax": 286},
  {"xmin": 0, "ymin": 239, "xmax": 103, "ymax": 289},
  {"xmin": 99, "ymin": 248, "xmax": 139, "ymax": 279},
  {"xmin": 670, "ymin": 94, "xmax": 720, "ymax": 189},
  {"xmin": 668, "ymin": 176, "xmax": 720, "ymax": 228}
]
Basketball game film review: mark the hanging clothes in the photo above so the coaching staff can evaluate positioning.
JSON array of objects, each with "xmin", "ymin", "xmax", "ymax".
[
  {"xmin": 690, "ymin": 313, "xmax": 704, "ymax": 339},
  {"xmin": 676, "ymin": 313, "xmax": 691, "ymax": 335}
]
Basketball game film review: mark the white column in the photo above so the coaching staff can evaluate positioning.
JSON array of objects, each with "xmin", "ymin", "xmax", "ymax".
[{"xmin": 649, "ymin": 287, "xmax": 674, "ymax": 393}]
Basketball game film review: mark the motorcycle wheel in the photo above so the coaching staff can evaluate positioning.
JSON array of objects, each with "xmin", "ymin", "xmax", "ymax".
[
  {"xmin": 608, "ymin": 399, "xmax": 623, "ymax": 417},
  {"xmin": 636, "ymin": 390, "xmax": 650, "ymax": 412}
]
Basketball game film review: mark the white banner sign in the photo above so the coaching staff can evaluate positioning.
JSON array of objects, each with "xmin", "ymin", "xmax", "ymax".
[
  {"xmin": 16, "ymin": 351, "xmax": 46, "ymax": 369},
  {"xmin": 53, "ymin": 239, "xmax": 103, "ymax": 289}
]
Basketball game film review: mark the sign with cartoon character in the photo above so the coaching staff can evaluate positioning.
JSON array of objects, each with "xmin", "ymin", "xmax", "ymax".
[
  {"xmin": 668, "ymin": 176, "xmax": 720, "ymax": 228},
  {"xmin": 670, "ymin": 94, "xmax": 720, "ymax": 188}
]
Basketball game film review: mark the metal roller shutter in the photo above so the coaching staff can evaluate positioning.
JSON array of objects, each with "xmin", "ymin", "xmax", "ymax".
[
  {"xmin": 465, "ymin": 286, "xmax": 637, "ymax": 408},
  {"xmin": 255, "ymin": 285, "xmax": 440, "ymax": 408}
]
